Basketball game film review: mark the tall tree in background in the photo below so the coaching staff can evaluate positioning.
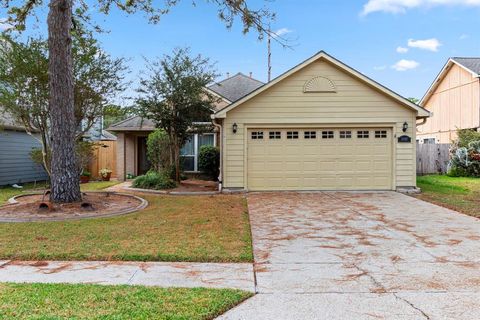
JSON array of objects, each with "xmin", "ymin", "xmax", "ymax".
[
  {"xmin": 0, "ymin": 32, "xmax": 127, "ymax": 177},
  {"xmin": 1, "ymin": 0, "xmax": 275, "ymax": 202},
  {"xmin": 136, "ymin": 48, "xmax": 217, "ymax": 182}
]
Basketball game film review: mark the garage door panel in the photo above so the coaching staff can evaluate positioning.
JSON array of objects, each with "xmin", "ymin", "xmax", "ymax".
[{"xmin": 247, "ymin": 128, "xmax": 392, "ymax": 190}]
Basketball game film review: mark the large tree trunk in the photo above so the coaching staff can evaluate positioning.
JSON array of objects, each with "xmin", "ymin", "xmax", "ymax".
[{"xmin": 47, "ymin": 0, "xmax": 81, "ymax": 202}]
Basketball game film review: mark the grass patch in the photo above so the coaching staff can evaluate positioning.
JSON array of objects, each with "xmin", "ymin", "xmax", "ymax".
[
  {"xmin": 0, "ymin": 283, "xmax": 252, "ymax": 320},
  {"xmin": 416, "ymin": 175, "xmax": 480, "ymax": 218},
  {"xmin": 0, "ymin": 180, "xmax": 120, "ymax": 204},
  {"xmin": 0, "ymin": 194, "xmax": 253, "ymax": 262}
]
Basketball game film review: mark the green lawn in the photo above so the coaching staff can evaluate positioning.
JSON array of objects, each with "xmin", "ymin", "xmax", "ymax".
[
  {"xmin": 416, "ymin": 175, "xmax": 480, "ymax": 218},
  {"xmin": 0, "ymin": 283, "xmax": 252, "ymax": 320},
  {"xmin": 0, "ymin": 193, "xmax": 253, "ymax": 262},
  {"xmin": 0, "ymin": 180, "xmax": 120, "ymax": 204}
]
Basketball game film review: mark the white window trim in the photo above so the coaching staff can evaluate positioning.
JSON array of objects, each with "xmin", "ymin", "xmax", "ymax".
[{"xmin": 182, "ymin": 133, "xmax": 216, "ymax": 173}]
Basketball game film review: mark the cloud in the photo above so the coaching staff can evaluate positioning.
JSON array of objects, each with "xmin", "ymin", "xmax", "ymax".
[
  {"xmin": 374, "ymin": 65, "xmax": 387, "ymax": 71},
  {"xmin": 362, "ymin": 0, "xmax": 480, "ymax": 15},
  {"xmin": 273, "ymin": 28, "xmax": 292, "ymax": 37},
  {"xmin": 392, "ymin": 59, "xmax": 420, "ymax": 71},
  {"xmin": 396, "ymin": 46, "xmax": 409, "ymax": 53},
  {"xmin": 0, "ymin": 18, "xmax": 12, "ymax": 31},
  {"xmin": 407, "ymin": 38, "xmax": 441, "ymax": 51},
  {"xmin": 459, "ymin": 34, "xmax": 469, "ymax": 40}
]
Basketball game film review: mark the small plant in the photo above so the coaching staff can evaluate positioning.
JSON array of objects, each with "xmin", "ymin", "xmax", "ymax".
[
  {"xmin": 80, "ymin": 170, "xmax": 91, "ymax": 184},
  {"xmin": 198, "ymin": 145, "xmax": 220, "ymax": 180},
  {"xmin": 132, "ymin": 171, "xmax": 176, "ymax": 190},
  {"xmin": 126, "ymin": 173, "xmax": 135, "ymax": 179},
  {"xmin": 80, "ymin": 170, "xmax": 91, "ymax": 177},
  {"xmin": 99, "ymin": 168, "xmax": 113, "ymax": 181}
]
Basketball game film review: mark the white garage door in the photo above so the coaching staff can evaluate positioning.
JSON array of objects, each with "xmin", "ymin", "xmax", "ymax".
[{"xmin": 247, "ymin": 128, "xmax": 393, "ymax": 191}]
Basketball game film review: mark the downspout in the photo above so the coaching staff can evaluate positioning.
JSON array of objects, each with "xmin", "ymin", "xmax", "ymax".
[{"xmin": 211, "ymin": 116, "xmax": 223, "ymax": 192}]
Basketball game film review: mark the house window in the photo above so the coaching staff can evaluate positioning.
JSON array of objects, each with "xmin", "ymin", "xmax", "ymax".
[
  {"xmin": 269, "ymin": 131, "xmax": 281, "ymax": 139},
  {"xmin": 357, "ymin": 130, "xmax": 369, "ymax": 139},
  {"xmin": 251, "ymin": 131, "xmax": 264, "ymax": 140},
  {"xmin": 322, "ymin": 131, "xmax": 334, "ymax": 139},
  {"xmin": 180, "ymin": 133, "xmax": 215, "ymax": 172},
  {"xmin": 340, "ymin": 131, "xmax": 352, "ymax": 139},
  {"xmin": 375, "ymin": 130, "xmax": 387, "ymax": 138},
  {"xmin": 286, "ymin": 131, "xmax": 299, "ymax": 139},
  {"xmin": 423, "ymin": 138, "xmax": 435, "ymax": 144},
  {"xmin": 304, "ymin": 131, "xmax": 316, "ymax": 139}
]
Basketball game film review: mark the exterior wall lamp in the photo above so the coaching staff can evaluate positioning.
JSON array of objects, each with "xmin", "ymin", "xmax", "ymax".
[
  {"xmin": 402, "ymin": 122, "xmax": 408, "ymax": 132},
  {"xmin": 232, "ymin": 123, "xmax": 238, "ymax": 134}
]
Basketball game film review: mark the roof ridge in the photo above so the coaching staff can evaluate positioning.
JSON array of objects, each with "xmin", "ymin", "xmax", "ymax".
[
  {"xmin": 108, "ymin": 115, "xmax": 141, "ymax": 127},
  {"xmin": 212, "ymin": 72, "xmax": 264, "ymax": 86}
]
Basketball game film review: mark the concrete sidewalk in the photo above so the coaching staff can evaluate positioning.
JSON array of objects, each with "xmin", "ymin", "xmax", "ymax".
[{"xmin": 0, "ymin": 260, "xmax": 255, "ymax": 292}]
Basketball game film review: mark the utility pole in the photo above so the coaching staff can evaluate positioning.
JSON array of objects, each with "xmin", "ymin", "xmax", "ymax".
[{"xmin": 267, "ymin": 24, "xmax": 272, "ymax": 82}]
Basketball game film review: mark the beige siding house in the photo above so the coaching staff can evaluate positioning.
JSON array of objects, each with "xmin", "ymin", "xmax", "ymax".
[
  {"xmin": 418, "ymin": 58, "xmax": 480, "ymax": 144},
  {"xmin": 213, "ymin": 51, "xmax": 430, "ymax": 191}
]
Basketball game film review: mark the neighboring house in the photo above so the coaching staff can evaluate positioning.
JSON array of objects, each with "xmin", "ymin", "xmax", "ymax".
[
  {"xmin": 212, "ymin": 51, "xmax": 430, "ymax": 191},
  {"xmin": 82, "ymin": 117, "xmax": 117, "ymax": 142},
  {"xmin": 0, "ymin": 109, "xmax": 48, "ymax": 186},
  {"xmin": 108, "ymin": 73, "xmax": 264, "ymax": 179},
  {"xmin": 418, "ymin": 57, "xmax": 480, "ymax": 144}
]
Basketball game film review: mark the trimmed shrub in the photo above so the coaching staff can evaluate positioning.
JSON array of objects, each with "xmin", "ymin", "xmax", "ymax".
[
  {"xmin": 198, "ymin": 145, "xmax": 220, "ymax": 180},
  {"xmin": 132, "ymin": 171, "xmax": 176, "ymax": 190},
  {"xmin": 147, "ymin": 129, "xmax": 171, "ymax": 172}
]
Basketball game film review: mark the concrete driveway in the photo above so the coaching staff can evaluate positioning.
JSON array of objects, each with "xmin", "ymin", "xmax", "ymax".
[{"xmin": 219, "ymin": 192, "xmax": 480, "ymax": 319}]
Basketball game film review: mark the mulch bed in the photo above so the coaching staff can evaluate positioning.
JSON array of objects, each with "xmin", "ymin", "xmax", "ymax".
[
  {"xmin": 174, "ymin": 180, "xmax": 218, "ymax": 192},
  {"xmin": 0, "ymin": 192, "xmax": 147, "ymax": 222}
]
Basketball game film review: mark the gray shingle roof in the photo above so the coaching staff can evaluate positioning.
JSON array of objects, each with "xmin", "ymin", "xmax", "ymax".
[
  {"xmin": 208, "ymin": 73, "xmax": 264, "ymax": 102},
  {"xmin": 107, "ymin": 116, "xmax": 155, "ymax": 131},
  {"xmin": 452, "ymin": 57, "xmax": 480, "ymax": 75}
]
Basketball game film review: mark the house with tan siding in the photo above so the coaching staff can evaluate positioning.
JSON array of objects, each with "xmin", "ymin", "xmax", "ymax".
[
  {"xmin": 418, "ymin": 57, "xmax": 480, "ymax": 144},
  {"xmin": 212, "ymin": 51, "xmax": 430, "ymax": 191},
  {"xmin": 110, "ymin": 51, "xmax": 429, "ymax": 191}
]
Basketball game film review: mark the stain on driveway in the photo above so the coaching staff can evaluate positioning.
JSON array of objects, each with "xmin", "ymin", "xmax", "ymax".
[{"xmin": 219, "ymin": 192, "xmax": 480, "ymax": 319}]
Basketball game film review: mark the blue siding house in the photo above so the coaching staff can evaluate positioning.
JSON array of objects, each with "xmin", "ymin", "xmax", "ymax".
[{"xmin": 0, "ymin": 111, "xmax": 48, "ymax": 186}]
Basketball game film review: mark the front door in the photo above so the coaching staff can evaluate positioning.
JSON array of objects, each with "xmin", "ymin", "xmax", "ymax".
[{"xmin": 137, "ymin": 137, "xmax": 151, "ymax": 175}]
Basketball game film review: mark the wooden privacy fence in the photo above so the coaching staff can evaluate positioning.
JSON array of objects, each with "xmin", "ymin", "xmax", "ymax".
[
  {"xmin": 416, "ymin": 143, "xmax": 451, "ymax": 175},
  {"xmin": 88, "ymin": 140, "xmax": 117, "ymax": 179}
]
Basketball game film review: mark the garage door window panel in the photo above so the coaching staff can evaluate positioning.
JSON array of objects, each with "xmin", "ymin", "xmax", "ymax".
[
  {"xmin": 322, "ymin": 131, "xmax": 334, "ymax": 139},
  {"xmin": 340, "ymin": 131, "xmax": 352, "ymax": 139},
  {"xmin": 375, "ymin": 130, "xmax": 387, "ymax": 138},
  {"xmin": 304, "ymin": 131, "xmax": 316, "ymax": 139},
  {"xmin": 269, "ymin": 131, "xmax": 281, "ymax": 139},
  {"xmin": 357, "ymin": 131, "xmax": 369, "ymax": 139},
  {"xmin": 251, "ymin": 131, "xmax": 264, "ymax": 140},
  {"xmin": 287, "ymin": 131, "xmax": 299, "ymax": 139}
]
